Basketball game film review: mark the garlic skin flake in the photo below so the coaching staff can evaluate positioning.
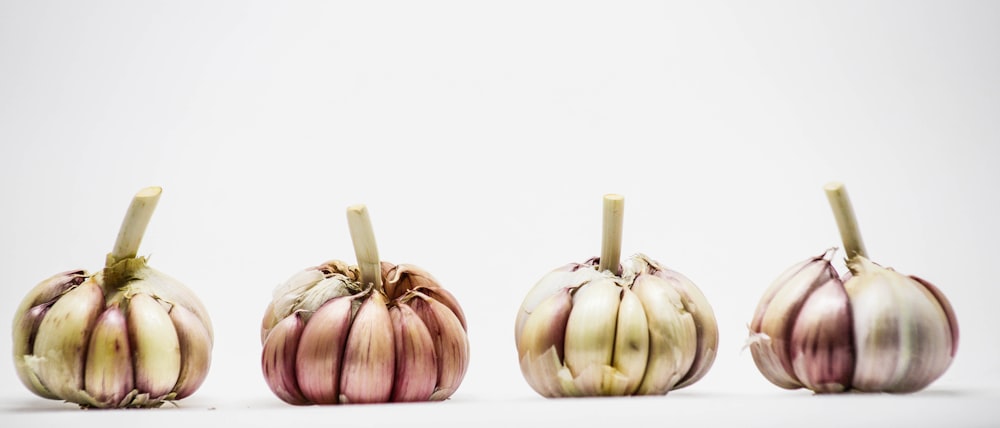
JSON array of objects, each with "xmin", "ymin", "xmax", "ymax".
[
  {"xmin": 12, "ymin": 187, "xmax": 213, "ymax": 408},
  {"xmin": 514, "ymin": 195, "xmax": 718, "ymax": 397},
  {"xmin": 748, "ymin": 182, "xmax": 959, "ymax": 394},
  {"xmin": 260, "ymin": 205, "xmax": 469, "ymax": 405}
]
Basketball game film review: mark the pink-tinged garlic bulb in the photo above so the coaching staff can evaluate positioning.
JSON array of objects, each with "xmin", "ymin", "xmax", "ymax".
[
  {"xmin": 515, "ymin": 195, "xmax": 718, "ymax": 397},
  {"xmin": 748, "ymin": 182, "xmax": 959, "ymax": 393},
  {"xmin": 260, "ymin": 205, "xmax": 469, "ymax": 405},
  {"xmin": 12, "ymin": 187, "xmax": 213, "ymax": 408}
]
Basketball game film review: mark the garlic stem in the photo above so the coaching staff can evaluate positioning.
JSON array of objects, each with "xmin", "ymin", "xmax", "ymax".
[
  {"xmin": 346, "ymin": 204, "xmax": 382, "ymax": 289},
  {"xmin": 824, "ymin": 182, "xmax": 868, "ymax": 260},
  {"xmin": 108, "ymin": 186, "xmax": 162, "ymax": 266},
  {"xmin": 599, "ymin": 194, "xmax": 625, "ymax": 275}
]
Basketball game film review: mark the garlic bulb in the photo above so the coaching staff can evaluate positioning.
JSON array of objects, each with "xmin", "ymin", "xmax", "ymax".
[
  {"xmin": 748, "ymin": 182, "xmax": 958, "ymax": 393},
  {"xmin": 12, "ymin": 187, "xmax": 213, "ymax": 408},
  {"xmin": 260, "ymin": 204, "xmax": 469, "ymax": 405},
  {"xmin": 515, "ymin": 195, "xmax": 718, "ymax": 397}
]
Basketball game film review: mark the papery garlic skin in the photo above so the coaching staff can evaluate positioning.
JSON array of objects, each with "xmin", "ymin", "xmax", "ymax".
[
  {"xmin": 260, "ymin": 261, "xmax": 469, "ymax": 405},
  {"xmin": 13, "ymin": 259, "xmax": 214, "ymax": 408},
  {"xmin": 748, "ymin": 250, "xmax": 958, "ymax": 393},
  {"xmin": 515, "ymin": 254, "xmax": 718, "ymax": 397}
]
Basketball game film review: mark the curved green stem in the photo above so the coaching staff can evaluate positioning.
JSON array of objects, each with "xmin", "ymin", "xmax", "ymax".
[
  {"xmin": 108, "ymin": 186, "xmax": 162, "ymax": 266},
  {"xmin": 824, "ymin": 182, "xmax": 868, "ymax": 260},
  {"xmin": 599, "ymin": 194, "xmax": 624, "ymax": 275},
  {"xmin": 346, "ymin": 204, "xmax": 382, "ymax": 289}
]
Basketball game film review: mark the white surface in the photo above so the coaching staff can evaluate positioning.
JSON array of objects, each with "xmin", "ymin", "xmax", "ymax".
[{"xmin": 1, "ymin": 1, "xmax": 998, "ymax": 426}]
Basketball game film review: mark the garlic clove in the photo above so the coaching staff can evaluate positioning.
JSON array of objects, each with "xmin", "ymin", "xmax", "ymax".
[
  {"xmin": 749, "ymin": 251, "xmax": 839, "ymax": 389},
  {"xmin": 846, "ymin": 256, "xmax": 955, "ymax": 393},
  {"xmin": 516, "ymin": 288, "xmax": 573, "ymax": 397},
  {"xmin": 28, "ymin": 280, "xmax": 104, "ymax": 401},
  {"xmin": 631, "ymin": 273, "xmax": 697, "ymax": 395},
  {"xmin": 389, "ymin": 304, "xmax": 438, "ymax": 402},
  {"xmin": 261, "ymin": 312, "xmax": 308, "ymax": 405},
  {"xmin": 12, "ymin": 270, "xmax": 86, "ymax": 401},
  {"xmin": 640, "ymin": 256, "xmax": 719, "ymax": 390},
  {"xmin": 409, "ymin": 292, "xmax": 470, "ymax": 401},
  {"xmin": 515, "ymin": 266, "xmax": 598, "ymax": 346},
  {"xmin": 563, "ymin": 278, "xmax": 621, "ymax": 378},
  {"xmin": 339, "ymin": 292, "xmax": 395, "ymax": 404},
  {"xmin": 127, "ymin": 293, "xmax": 181, "ymax": 399},
  {"xmin": 13, "ymin": 268, "xmax": 88, "ymax": 396},
  {"xmin": 789, "ymin": 277, "xmax": 854, "ymax": 393},
  {"xmin": 612, "ymin": 286, "xmax": 650, "ymax": 395},
  {"xmin": 13, "ymin": 304, "xmax": 57, "ymax": 399},
  {"xmin": 516, "ymin": 288, "xmax": 573, "ymax": 362},
  {"xmin": 295, "ymin": 296, "xmax": 354, "ymax": 404},
  {"xmin": 169, "ymin": 303, "xmax": 213, "ymax": 399},
  {"xmin": 84, "ymin": 305, "xmax": 134, "ymax": 406},
  {"xmin": 910, "ymin": 275, "xmax": 960, "ymax": 357}
]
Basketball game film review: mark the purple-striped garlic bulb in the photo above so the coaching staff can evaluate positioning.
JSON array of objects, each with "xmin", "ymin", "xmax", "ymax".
[
  {"xmin": 748, "ymin": 182, "xmax": 958, "ymax": 393},
  {"xmin": 12, "ymin": 187, "xmax": 213, "ymax": 408},
  {"xmin": 260, "ymin": 204, "xmax": 469, "ymax": 405}
]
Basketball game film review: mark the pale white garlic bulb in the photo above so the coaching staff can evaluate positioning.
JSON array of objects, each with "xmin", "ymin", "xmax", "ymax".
[
  {"xmin": 748, "ymin": 182, "xmax": 958, "ymax": 393},
  {"xmin": 515, "ymin": 195, "xmax": 718, "ymax": 397},
  {"xmin": 12, "ymin": 187, "xmax": 213, "ymax": 408}
]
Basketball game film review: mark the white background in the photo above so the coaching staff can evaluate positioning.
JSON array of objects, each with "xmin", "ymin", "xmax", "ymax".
[{"xmin": 1, "ymin": 1, "xmax": 998, "ymax": 426}]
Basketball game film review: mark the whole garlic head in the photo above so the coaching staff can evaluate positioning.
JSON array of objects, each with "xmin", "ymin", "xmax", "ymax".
[
  {"xmin": 748, "ymin": 250, "xmax": 958, "ymax": 393},
  {"xmin": 515, "ymin": 254, "xmax": 718, "ymax": 397},
  {"xmin": 12, "ymin": 187, "xmax": 213, "ymax": 408},
  {"xmin": 514, "ymin": 195, "xmax": 718, "ymax": 397},
  {"xmin": 748, "ymin": 182, "xmax": 959, "ymax": 393},
  {"xmin": 260, "ymin": 205, "xmax": 469, "ymax": 405}
]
